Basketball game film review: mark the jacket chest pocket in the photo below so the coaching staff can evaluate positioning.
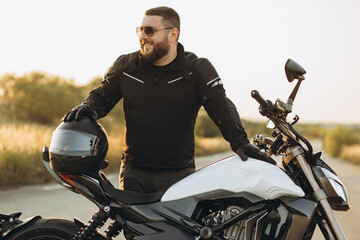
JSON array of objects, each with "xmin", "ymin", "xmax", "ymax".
[
  {"xmin": 160, "ymin": 75, "xmax": 197, "ymax": 110},
  {"xmin": 121, "ymin": 72, "xmax": 149, "ymax": 112},
  {"xmin": 167, "ymin": 76, "xmax": 184, "ymax": 84}
]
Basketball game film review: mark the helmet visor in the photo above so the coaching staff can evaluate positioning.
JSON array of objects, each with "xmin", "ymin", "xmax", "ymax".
[{"xmin": 49, "ymin": 129, "xmax": 99, "ymax": 157}]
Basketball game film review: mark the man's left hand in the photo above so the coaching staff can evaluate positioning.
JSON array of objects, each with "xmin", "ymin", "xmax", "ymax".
[{"xmin": 236, "ymin": 143, "xmax": 276, "ymax": 165}]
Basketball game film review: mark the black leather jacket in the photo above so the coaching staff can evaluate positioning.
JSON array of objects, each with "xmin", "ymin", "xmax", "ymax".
[{"xmin": 83, "ymin": 43, "xmax": 249, "ymax": 169}]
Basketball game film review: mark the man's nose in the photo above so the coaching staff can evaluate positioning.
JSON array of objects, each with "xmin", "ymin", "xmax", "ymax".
[{"xmin": 139, "ymin": 29, "xmax": 148, "ymax": 39}]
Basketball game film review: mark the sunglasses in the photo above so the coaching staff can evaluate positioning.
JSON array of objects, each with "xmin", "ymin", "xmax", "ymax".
[{"xmin": 136, "ymin": 26, "xmax": 173, "ymax": 37}]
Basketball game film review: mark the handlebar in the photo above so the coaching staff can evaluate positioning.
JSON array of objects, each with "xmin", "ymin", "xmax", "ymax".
[
  {"xmin": 251, "ymin": 89, "xmax": 314, "ymax": 156},
  {"xmin": 251, "ymin": 90, "xmax": 271, "ymax": 110}
]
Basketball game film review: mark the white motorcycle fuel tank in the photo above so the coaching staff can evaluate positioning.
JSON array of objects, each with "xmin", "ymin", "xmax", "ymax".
[{"xmin": 161, "ymin": 155, "xmax": 304, "ymax": 202}]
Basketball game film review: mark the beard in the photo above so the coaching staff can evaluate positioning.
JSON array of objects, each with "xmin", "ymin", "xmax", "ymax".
[{"xmin": 140, "ymin": 35, "xmax": 170, "ymax": 63}]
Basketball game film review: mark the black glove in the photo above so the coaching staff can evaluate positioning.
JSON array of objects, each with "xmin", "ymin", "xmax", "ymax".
[
  {"xmin": 62, "ymin": 104, "xmax": 98, "ymax": 122},
  {"xmin": 236, "ymin": 143, "xmax": 276, "ymax": 165}
]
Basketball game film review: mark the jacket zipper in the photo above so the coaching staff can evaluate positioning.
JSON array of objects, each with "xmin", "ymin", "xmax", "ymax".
[{"xmin": 153, "ymin": 77, "xmax": 158, "ymax": 146}]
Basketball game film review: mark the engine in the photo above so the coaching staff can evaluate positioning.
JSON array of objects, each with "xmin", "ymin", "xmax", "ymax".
[
  {"xmin": 202, "ymin": 206, "xmax": 247, "ymax": 240},
  {"xmin": 202, "ymin": 205, "xmax": 286, "ymax": 240},
  {"xmin": 222, "ymin": 206, "xmax": 247, "ymax": 240}
]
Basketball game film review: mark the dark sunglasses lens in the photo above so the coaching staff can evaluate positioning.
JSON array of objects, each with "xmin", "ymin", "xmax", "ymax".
[
  {"xmin": 144, "ymin": 27, "xmax": 155, "ymax": 36},
  {"xmin": 136, "ymin": 27, "xmax": 155, "ymax": 37}
]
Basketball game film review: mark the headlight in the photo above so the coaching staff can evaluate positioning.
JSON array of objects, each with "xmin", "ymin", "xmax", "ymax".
[{"xmin": 313, "ymin": 166, "xmax": 350, "ymax": 211}]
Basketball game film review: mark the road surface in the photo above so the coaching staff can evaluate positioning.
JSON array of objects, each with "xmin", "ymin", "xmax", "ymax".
[{"xmin": 0, "ymin": 147, "xmax": 359, "ymax": 239}]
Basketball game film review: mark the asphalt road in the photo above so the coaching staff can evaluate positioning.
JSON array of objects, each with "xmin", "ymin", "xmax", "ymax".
[{"xmin": 0, "ymin": 146, "xmax": 359, "ymax": 239}]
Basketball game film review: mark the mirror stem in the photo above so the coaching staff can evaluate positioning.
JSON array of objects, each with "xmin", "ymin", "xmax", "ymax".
[{"xmin": 286, "ymin": 79, "xmax": 304, "ymax": 112}]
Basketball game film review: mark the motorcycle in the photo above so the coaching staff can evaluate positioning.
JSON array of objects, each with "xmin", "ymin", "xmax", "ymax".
[{"xmin": 0, "ymin": 59, "xmax": 350, "ymax": 240}]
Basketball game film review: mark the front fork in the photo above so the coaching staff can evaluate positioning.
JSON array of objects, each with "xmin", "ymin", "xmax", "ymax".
[{"xmin": 289, "ymin": 146, "xmax": 346, "ymax": 240}]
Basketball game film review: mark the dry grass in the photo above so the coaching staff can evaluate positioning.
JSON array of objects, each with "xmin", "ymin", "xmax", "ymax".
[
  {"xmin": 0, "ymin": 121, "xmax": 231, "ymax": 189},
  {"xmin": 0, "ymin": 123, "xmax": 124, "ymax": 188},
  {"xmin": 340, "ymin": 144, "xmax": 360, "ymax": 165},
  {"xmin": 103, "ymin": 130, "xmax": 124, "ymax": 173},
  {"xmin": 0, "ymin": 123, "xmax": 54, "ymax": 188},
  {"xmin": 0, "ymin": 124, "xmax": 52, "ymax": 151}
]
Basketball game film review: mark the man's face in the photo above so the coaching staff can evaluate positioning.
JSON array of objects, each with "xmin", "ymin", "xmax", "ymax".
[{"xmin": 139, "ymin": 15, "xmax": 171, "ymax": 63}]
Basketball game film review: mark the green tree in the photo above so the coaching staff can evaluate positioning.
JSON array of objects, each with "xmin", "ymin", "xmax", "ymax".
[
  {"xmin": 0, "ymin": 72, "xmax": 85, "ymax": 124},
  {"xmin": 323, "ymin": 124, "xmax": 359, "ymax": 157},
  {"xmin": 85, "ymin": 76, "xmax": 103, "ymax": 91},
  {"xmin": 241, "ymin": 119, "xmax": 272, "ymax": 140}
]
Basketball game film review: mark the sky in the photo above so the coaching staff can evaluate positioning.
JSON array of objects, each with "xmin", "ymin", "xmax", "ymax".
[{"xmin": 1, "ymin": 0, "xmax": 360, "ymax": 124}]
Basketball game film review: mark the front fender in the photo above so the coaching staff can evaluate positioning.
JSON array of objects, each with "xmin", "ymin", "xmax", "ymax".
[{"xmin": 0, "ymin": 212, "xmax": 41, "ymax": 238}]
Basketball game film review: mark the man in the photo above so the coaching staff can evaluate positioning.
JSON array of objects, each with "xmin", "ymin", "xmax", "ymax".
[{"xmin": 63, "ymin": 6, "xmax": 274, "ymax": 193}]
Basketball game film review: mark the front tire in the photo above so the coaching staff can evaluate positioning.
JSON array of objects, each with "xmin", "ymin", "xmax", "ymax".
[{"xmin": 4, "ymin": 218, "xmax": 79, "ymax": 240}]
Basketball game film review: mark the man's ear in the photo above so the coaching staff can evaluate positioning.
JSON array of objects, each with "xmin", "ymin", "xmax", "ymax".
[{"xmin": 169, "ymin": 28, "xmax": 179, "ymax": 43}]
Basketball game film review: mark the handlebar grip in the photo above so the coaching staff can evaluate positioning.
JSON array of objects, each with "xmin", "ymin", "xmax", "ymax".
[{"xmin": 251, "ymin": 90, "xmax": 270, "ymax": 109}]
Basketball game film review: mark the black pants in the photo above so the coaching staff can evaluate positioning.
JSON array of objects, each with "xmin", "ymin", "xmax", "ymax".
[{"xmin": 119, "ymin": 162, "xmax": 195, "ymax": 193}]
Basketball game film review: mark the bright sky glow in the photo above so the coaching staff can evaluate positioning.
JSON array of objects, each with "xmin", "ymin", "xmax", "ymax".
[{"xmin": 1, "ymin": 0, "xmax": 359, "ymax": 123}]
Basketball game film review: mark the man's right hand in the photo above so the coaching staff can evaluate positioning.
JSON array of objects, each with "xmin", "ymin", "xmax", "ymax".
[{"xmin": 62, "ymin": 104, "xmax": 98, "ymax": 122}]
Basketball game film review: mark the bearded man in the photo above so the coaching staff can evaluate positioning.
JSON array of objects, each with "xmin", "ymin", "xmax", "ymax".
[{"xmin": 63, "ymin": 6, "xmax": 274, "ymax": 193}]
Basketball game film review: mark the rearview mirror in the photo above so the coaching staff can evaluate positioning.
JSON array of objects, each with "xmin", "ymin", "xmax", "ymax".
[{"xmin": 285, "ymin": 59, "xmax": 306, "ymax": 82}]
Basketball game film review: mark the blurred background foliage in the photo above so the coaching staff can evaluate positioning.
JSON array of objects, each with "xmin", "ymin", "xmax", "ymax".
[
  {"xmin": 0, "ymin": 72, "xmax": 85, "ymax": 124},
  {"xmin": 323, "ymin": 125, "xmax": 360, "ymax": 163},
  {"xmin": 0, "ymin": 71, "xmax": 359, "ymax": 188}
]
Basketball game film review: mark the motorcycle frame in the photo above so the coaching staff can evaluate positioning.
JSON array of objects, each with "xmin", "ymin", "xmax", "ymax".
[
  {"xmin": 3, "ymin": 136, "xmax": 346, "ymax": 239},
  {"xmin": 40, "ymin": 151, "xmax": 323, "ymax": 240}
]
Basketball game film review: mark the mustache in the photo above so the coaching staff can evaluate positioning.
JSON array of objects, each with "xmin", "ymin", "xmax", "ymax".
[{"xmin": 141, "ymin": 39, "xmax": 153, "ymax": 45}]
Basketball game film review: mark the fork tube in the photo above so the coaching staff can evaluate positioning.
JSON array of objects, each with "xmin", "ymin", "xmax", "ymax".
[
  {"xmin": 288, "ymin": 146, "xmax": 346, "ymax": 240},
  {"xmin": 317, "ymin": 214, "xmax": 336, "ymax": 240}
]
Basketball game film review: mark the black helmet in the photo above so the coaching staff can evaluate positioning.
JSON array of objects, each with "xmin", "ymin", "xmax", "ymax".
[{"xmin": 49, "ymin": 118, "xmax": 108, "ymax": 174}]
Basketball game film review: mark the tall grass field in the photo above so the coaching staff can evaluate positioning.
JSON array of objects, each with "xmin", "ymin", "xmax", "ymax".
[
  {"xmin": 0, "ymin": 123, "xmax": 125, "ymax": 189},
  {"xmin": 0, "ymin": 124, "xmax": 53, "ymax": 188},
  {"xmin": 0, "ymin": 122, "xmax": 231, "ymax": 189}
]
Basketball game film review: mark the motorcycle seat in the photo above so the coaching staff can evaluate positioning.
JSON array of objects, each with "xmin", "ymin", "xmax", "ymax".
[{"xmin": 100, "ymin": 177, "xmax": 167, "ymax": 205}]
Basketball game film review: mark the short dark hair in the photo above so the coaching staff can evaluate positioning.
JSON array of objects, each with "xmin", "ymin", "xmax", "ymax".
[{"xmin": 145, "ymin": 6, "xmax": 180, "ymax": 39}]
